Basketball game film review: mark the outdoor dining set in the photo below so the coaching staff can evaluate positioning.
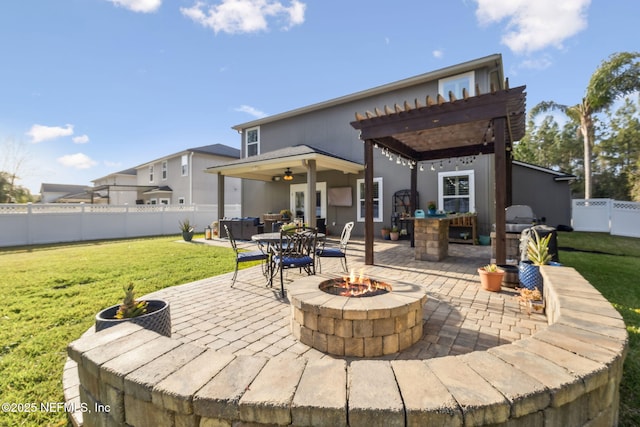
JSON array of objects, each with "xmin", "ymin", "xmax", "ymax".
[{"xmin": 224, "ymin": 221, "xmax": 354, "ymax": 298}]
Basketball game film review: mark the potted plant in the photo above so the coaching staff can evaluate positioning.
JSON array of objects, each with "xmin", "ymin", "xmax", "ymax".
[
  {"xmin": 519, "ymin": 228, "xmax": 552, "ymax": 291},
  {"xmin": 95, "ymin": 283, "xmax": 171, "ymax": 337},
  {"xmin": 477, "ymin": 263, "xmax": 504, "ymax": 292},
  {"xmin": 179, "ymin": 218, "xmax": 195, "ymax": 242},
  {"xmin": 381, "ymin": 226, "xmax": 391, "ymax": 240},
  {"xmin": 427, "ymin": 201, "xmax": 437, "ymax": 215},
  {"xmin": 280, "ymin": 209, "xmax": 293, "ymax": 221},
  {"xmin": 389, "ymin": 226, "xmax": 400, "ymax": 241}
]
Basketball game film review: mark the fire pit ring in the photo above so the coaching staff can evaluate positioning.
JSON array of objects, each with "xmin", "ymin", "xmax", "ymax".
[{"xmin": 288, "ymin": 274, "xmax": 428, "ymax": 357}]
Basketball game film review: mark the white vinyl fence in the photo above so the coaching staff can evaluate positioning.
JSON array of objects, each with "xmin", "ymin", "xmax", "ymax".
[
  {"xmin": 572, "ymin": 199, "xmax": 640, "ymax": 238},
  {"xmin": 0, "ymin": 203, "xmax": 242, "ymax": 247}
]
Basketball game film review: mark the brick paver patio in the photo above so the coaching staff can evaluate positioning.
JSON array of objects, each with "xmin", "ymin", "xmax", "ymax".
[{"xmin": 149, "ymin": 237, "xmax": 546, "ymax": 361}]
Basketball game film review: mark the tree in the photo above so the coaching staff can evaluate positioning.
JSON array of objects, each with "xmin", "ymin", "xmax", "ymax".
[
  {"xmin": 529, "ymin": 52, "xmax": 640, "ymax": 199},
  {"xmin": 1, "ymin": 136, "xmax": 35, "ymax": 203},
  {"xmin": 596, "ymin": 96, "xmax": 640, "ymax": 200}
]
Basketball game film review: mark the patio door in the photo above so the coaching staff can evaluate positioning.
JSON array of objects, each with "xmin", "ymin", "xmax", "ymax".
[{"xmin": 290, "ymin": 182, "xmax": 326, "ymax": 221}]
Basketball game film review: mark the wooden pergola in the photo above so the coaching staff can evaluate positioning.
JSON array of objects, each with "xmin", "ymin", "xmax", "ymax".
[{"xmin": 350, "ymin": 84, "xmax": 526, "ymax": 265}]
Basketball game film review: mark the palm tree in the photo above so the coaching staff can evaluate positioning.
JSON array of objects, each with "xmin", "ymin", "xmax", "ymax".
[{"xmin": 529, "ymin": 52, "xmax": 640, "ymax": 199}]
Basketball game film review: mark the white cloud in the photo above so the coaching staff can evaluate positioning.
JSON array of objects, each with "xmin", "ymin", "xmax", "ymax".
[
  {"xmin": 57, "ymin": 153, "xmax": 98, "ymax": 169},
  {"xmin": 432, "ymin": 49, "xmax": 444, "ymax": 59},
  {"xmin": 474, "ymin": 0, "xmax": 591, "ymax": 54},
  {"xmin": 235, "ymin": 104, "xmax": 267, "ymax": 118},
  {"xmin": 26, "ymin": 124, "xmax": 74, "ymax": 143},
  {"xmin": 181, "ymin": 0, "xmax": 306, "ymax": 34},
  {"xmin": 73, "ymin": 134, "xmax": 90, "ymax": 144},
  {"xmin": 107, "ymin": 0, "xmax": 161, "ymax": 13}
]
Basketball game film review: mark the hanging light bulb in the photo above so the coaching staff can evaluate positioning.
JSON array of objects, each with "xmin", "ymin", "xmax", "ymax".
[
  {"xmin": 396, "ymin": 157, "xmax": 401, "ymax": 164},
  {"xmin": 430, "ymin": 163, "xmax": 435, "ymax": 171},
  {"xmin": 419, "ymin": 164, "xmax": 424, "ymax": 171}
]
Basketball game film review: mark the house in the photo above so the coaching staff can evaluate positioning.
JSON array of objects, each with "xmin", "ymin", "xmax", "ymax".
[
  {"xmin": 206, "ymin": 54, "xmax": 573, "ymax": 263},
  {"xmin": 93, "ymin": 144, "xmax": 242, "ymax": 206},
  {"xmin": 39, "ymin": 183, "xmax": 93, "ymax": 203}
]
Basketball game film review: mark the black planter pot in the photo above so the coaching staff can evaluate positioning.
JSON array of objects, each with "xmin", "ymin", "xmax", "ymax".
[
  {"xmin": 95, "ymin": 299, "xmax": 171, "ymax": 337},
  {"xmin": 182, "ymin": 231, "xmax": 194, "ymax": 242}
]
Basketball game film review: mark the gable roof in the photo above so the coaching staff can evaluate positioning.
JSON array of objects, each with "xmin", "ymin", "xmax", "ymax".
[
  {"xmin": 137, "ymin": 143, "xmax": 240, "ymax": 169},
  {"xmin": 233, "ymin": 54, "xmax": 504, "ymax": 130},
  {"xmin": 205, "ymin": 144, "xmax": 363, "ymax": 181},
  {"xmin": 513, "ymin": 160, "xmax": 576, "ymax": 181}
]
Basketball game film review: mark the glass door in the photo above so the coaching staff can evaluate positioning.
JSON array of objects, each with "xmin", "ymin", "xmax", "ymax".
[{"xmin": 290, "ymin": 182, "xmax": 326, "ymax": 221}]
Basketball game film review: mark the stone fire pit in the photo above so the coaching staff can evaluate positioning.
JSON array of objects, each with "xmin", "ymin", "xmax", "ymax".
[{"xmin": 288, "ymin": 274, "xmax": 427, "ymax": 357}]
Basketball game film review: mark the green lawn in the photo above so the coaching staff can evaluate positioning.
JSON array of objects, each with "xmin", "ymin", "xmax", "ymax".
[
  {"xmin": 0, "ymin": 235, "xmax": 240, "ymax": 427},
  {"xmin": 0, "ymin": 232, "xmax": 638, "ymax": 426}
]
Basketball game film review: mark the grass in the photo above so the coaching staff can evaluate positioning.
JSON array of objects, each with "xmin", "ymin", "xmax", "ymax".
[
  {"xmin": 0, "ymin": 235, "xmax": 241, "ymax": 427},
  {"xmin": 0, "ymin": 232, "xmax": 638, "ymax": 426}
]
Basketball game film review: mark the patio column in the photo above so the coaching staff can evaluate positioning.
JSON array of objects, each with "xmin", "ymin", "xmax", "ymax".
[
  {"xmin": 410, "ymin": 163, "xmax": 417, "ymax": 247},
  {"xmin": 364, "ymin": 139, "xmax": 374, "ymax": 265},
  {"xmin": 494, "ymin": 118, "xmax": 507, "ymax": 264},
  {"xmin": 217, "ymin": 172, "xmax": 225, "ymax": 221},
  {"xmin": 306, "ymin": 160, "xmax": 317, "ymax": 230}
]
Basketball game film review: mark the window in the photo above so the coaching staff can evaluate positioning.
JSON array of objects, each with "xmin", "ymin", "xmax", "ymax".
[
  {"xmin": 159, "ymin": 198, "xmax": 170, "ymax": 205},
  {"xmin": 246, "ymin": 127, "xmax": 259, "ymax": 157},
  {"xmin": 178, "ymin": 197, "xmax": 185, "ymax": 205},
  {"xmin": 438, "ymin": 170, "xmax": 475, "ymax": 213},
  {"xmin": 162, "ymin": 161, "xmax": 168, "ymax": 180},
  {"xmin": 181, "ymin": 155, "xmax": 188, "ymax": 176},
  {"xmin": 290, "ymin": 183, "xmax": 327, "ymax": 220},
  {"xmin": 438, "ymin": 71, "xmax": 475, "ymax": 99},
  {"xmin": 356, "ymin": 177, "xmax": 383, "ymax": 222},
  {"xmin": 149, "ymin": 166, "xmax": 154, "ymax": 183}
]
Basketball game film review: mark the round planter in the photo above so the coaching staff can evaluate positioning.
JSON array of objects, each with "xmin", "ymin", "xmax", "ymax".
[
  {"xmin": 389, "ymin": 232, "xmax": 400, "ymax": 241},
  {"xmin": 478, "ymin": 268, "xmax": 504, "ymax": 292},
  {"xmin": 428, "ymin": 208, "xmax": 437, "ymax": 215},
  {"xmin": 497, "ymin": 264, "xmax": 519, "ymax": 288},
  {"xmin": 519, "ymin": 261, "xmax": 542, "ymax": 292},
  {"xmin": 381, "ymin": 230, "xmax": 391, "ymax": 240},
  {"xmin": 182, "ymin": 231, "xmax": 194, "ymax": 242},
  {"xmin": 95, "ymin": 299, "xmax": 171, "ymax": 337}
]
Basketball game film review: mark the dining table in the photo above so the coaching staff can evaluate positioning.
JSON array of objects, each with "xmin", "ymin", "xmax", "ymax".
[{"xmin": 251, "ymin": 231, "xmax": 325, "ymax": 287}]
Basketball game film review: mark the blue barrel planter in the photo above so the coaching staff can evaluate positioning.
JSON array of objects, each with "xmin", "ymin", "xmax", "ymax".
[{"xmin": 519, "ymin": 261, "xmax": 542, "ymax": 292}]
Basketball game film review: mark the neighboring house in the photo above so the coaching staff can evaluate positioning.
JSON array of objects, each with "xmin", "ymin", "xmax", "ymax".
[
  {"xmin": 93, "ymin": 144, "xmax": 241, "ymax": 206},
  {"xmin": 39, "ymin": 183, "xmax": 94, "ymax": 203},
  {"xmin": 206, "ymin": 54, "xmax": 573, "ymax": 240}
]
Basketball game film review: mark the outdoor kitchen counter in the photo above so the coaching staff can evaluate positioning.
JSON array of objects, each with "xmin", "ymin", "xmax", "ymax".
[{"xmin": 412, "ymin": 214, "xmax": 466, "ymax": 261}]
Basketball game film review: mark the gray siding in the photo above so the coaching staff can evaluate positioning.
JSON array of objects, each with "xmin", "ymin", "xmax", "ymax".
[{"xmin": 512, "ymin": 166, "xmax": 572, "ymax": 228}]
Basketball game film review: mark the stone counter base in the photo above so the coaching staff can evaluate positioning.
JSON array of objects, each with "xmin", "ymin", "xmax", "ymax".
[{"xmin": 66, "ymin": 266, "xmax": 628, "ymax": 427}]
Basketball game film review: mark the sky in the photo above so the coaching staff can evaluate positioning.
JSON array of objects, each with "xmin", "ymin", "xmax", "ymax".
[{"xmin": 0, "ymin": 0, "xmax": 638, "ymax": 195}]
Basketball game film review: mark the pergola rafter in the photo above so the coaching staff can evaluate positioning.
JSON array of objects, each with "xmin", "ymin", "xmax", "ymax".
[{"xmin": 350, "ymin": 85, "xmax": 526, "ymax": 265}]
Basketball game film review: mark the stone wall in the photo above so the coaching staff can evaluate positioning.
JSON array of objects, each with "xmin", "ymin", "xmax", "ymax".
[{"xmin": 66, "ymin": 265, "xmax": 628, "ymax": 426}]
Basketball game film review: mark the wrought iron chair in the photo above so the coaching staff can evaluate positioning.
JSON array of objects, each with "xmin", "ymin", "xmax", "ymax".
[
  {"xmin": 224, "ymin": 224, "xmax": 268, "ymax": 287},
  {"xmin": 315, "ymin": 221, "xmax": 354, "ymax": 273},
  {"xmin": 269, "ymin": 226, "xmax": 317, "ymax": 298}
]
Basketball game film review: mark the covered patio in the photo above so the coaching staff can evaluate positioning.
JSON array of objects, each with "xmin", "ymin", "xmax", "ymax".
[{"xmin": 350, "ymin": 84, "xmax": 526, "ymax": 265}]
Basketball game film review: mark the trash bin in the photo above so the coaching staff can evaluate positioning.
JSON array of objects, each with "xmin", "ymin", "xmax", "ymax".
[{"xmin": 519, "ymin": 225, "xmax": 559, "ymax": 262}]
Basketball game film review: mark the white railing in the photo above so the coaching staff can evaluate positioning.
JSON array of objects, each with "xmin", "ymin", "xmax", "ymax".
[
  {"xmin": 572, "ymin": 199, "xmax": 640, "ymax": 238},
  {"xmin": 0, "ymin": 203, "xmax": 242, "ymax": 247}
]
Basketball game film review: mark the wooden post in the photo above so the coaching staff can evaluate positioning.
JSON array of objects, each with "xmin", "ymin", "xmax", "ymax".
[
  {"xmin": 217, "ymin": 172, "xmax": 225, "ymax": 223},
  {"xmin": 410, "ymin": 163, "xmax": 417, "ymax": 247},
  {"xmin": 364, "ymin": 140, "xmax": 374, "ymax": 265},
  {"xmin": 494, "ymin": 118, "xmax": 507, "ymax": 264}
]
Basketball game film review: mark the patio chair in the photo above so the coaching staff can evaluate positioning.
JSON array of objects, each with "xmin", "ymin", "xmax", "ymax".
[
  {"xmin": 224, "ymin": 224, "xmax": 268, "ymax": 287},
  {"xmin": 269, "ymin": 225, "xmax": 317, "ymax": 298},
  {"xmin": 316, "ymin": 221, "xmax": 354, "ymax": 273}
]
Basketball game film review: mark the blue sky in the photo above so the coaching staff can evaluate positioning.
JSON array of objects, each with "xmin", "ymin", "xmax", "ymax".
[{"xmin": 1, "ymin": 0, "xmax": 638, "ymax": 194}]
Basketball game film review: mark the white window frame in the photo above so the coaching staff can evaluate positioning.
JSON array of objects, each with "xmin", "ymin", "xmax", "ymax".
[
  {"xmin": 438, "ymin": 71, "xmax": 475, "ymax": 99},
  {"xmin": 162, "ymin": 161, "xmax": 168, "ymax": 180},
  {"xmin": 149, "ymin": 166, "xmax": 154, "ymax": 183},
  {"xmin": 356, "ymin": 177, "xmax": 383, "ymax": 222},
  {"xmin": 245, "ymin": 127, "xmax": 260, "ymax": 158},
  {"xmin": 438, "ymin": 170, "xmax": 475, "ymax": 213},
  {"xmin": 181, "ymin": 155, "xmax": 188, "ymax": 176},
  {"xmin": 178, "ymin": 197, "xmax": 185, "ymax": 204}
]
